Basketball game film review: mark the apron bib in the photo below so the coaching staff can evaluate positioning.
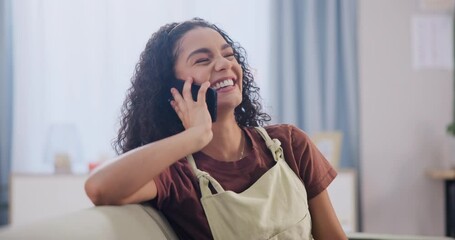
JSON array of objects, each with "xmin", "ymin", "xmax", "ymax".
[{"xmin": 187, "ymin": 127, "xmax": 313, "ymax": 240}]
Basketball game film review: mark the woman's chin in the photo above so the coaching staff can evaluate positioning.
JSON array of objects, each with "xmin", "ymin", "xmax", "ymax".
[{"xmin": 217, "ymin": 98, "xmax": 242, "ymax": 111}]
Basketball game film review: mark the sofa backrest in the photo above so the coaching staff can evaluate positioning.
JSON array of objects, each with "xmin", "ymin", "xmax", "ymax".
[{"xmin": 0, "ymin": 204, "xmax": 178, "ymax": 240}]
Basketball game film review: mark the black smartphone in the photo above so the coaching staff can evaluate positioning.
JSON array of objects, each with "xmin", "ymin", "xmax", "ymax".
[{"xmin": 168, "ymin": 78, "xmax": 217, "ymax": 122}]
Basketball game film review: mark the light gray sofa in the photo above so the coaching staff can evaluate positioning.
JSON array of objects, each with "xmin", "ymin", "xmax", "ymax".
[
  {"xmin": 0, "ymin": 204, "xmax": 178, "ymax": 240},
  {"xmin": 0, "ymin": 204, "xmax": 453, "ymax": 240}
]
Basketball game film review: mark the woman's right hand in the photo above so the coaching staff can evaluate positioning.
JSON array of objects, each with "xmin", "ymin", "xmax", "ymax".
[
  {"xmin": 170, "ymin": 77, "xmax": 213, "ymax": 147},
  {"xmin": 86, "ymin": 79, "xmax": 213, "ymax": 205}
]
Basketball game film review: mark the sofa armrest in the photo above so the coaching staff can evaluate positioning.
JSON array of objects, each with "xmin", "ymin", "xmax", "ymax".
[{"xmin": 0, "ymin": 204, "xmax": 178, "ymax": 240}]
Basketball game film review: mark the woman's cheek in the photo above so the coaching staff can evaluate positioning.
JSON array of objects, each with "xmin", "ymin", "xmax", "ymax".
[{"xmin": 193, "ymin": 75, "xmax": 209, "ymax": 85}]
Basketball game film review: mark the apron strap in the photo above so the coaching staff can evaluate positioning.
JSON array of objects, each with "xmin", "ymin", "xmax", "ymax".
[
  {"xmin": 254, "ymin": 127, "xmax": 284, "ymax": 162},
  {"xmin": 186, "ymin": 154, "xmax": 225, "ymax": 196}
]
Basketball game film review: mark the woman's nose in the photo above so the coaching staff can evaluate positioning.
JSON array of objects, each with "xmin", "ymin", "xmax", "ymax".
[{"xmin": 214, "ymin": 56, "xmax": 232, "ymax": 72}]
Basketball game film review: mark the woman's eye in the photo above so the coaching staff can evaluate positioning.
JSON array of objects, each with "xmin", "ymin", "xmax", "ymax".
[
  {"xmin": 225, "ymin": 53, "xmax": 235, "ymax": 59},
  {"xmin": 195, "ymin": 58, "xmax": 209, "ymax": 64}
]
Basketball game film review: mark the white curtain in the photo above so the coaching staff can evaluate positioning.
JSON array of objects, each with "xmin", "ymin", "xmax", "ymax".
[
  {"xmin": 269, "ymin": 0, "xmax": 359, "ymax": 168},
  {"xmin": 11, "ymin": 0, "xmax": 271, "ymax": 173}
]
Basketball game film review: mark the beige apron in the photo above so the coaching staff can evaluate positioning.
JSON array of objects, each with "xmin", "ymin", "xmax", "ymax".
[{"xmin": 187, "ymin": 127, "xmax": 313, "ymax": 240}]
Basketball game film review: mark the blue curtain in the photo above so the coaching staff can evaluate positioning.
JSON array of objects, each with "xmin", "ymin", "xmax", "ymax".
[
  {"xmin": 269, "ymin": 0, "xmax": 360, "ymax": 229},
  {"xmin": 269, "ymin": 0, "xmax": 359, "ymax": 169},
  {"xmin": 0, "ymin": 0, "xmax": 13, "ymax": 226}
]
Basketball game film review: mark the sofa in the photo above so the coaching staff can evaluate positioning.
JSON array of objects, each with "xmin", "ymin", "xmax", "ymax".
[{"xmin": 0, "ymin": 204, "xmax": 453, "ymax": 240}]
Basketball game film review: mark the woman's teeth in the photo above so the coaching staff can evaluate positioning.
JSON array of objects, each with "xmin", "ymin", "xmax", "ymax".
[{"xmin": 212, "ymin": 79, "xmax": 234, "ymax": 90}]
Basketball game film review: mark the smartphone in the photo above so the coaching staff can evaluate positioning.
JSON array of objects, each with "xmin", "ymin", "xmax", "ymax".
[{"xmin": 168, "ymin": 78, "xmax": 217, "ymax": 122}]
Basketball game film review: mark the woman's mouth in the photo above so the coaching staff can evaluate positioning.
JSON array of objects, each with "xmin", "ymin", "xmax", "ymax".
[{"xmin": 212, "ymin": 79, "xmax": 235, "ymax": 91}]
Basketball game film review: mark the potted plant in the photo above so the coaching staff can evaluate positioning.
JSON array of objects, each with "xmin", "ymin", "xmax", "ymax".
[
  {"xmin": 449, "ymin": 75, "xmax": 455, "ymax": 136},
  {"xmin": 449, "ymin": 121, "xmax": 455, "ymax": 137}
]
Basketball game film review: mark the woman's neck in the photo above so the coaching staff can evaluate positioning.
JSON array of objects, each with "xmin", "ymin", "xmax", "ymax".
[{"xmin": 201, "ymin": 116, "xmax": 245, "ymax": 162}]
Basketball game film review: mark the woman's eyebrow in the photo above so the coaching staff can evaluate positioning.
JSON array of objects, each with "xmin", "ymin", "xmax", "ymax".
[
  {"xmin": 187, "ymin": 48, "xmax": 211, "ymax": 62},
  {"xmin": 221, "ymin": 43, "xmax": 232, "ymax": 50},
  {"xmin": 186, "ymin": 44, "xmax": 232, "ymax": 62}
]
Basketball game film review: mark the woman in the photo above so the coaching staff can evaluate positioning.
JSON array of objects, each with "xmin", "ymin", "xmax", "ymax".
[{"xmin": 85, "ymin": 18, "xmax": 346, "ymax": 240}]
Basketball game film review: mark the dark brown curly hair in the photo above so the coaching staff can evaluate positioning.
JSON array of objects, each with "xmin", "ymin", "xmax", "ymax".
[{"xmin": 114, "ymin": 18, "xmax": 271, "ymax": 154}]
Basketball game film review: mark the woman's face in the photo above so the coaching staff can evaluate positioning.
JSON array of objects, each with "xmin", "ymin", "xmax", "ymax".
[{"xmin": 173, "ymin": 27, "xmax": 243, "ymax": 112}]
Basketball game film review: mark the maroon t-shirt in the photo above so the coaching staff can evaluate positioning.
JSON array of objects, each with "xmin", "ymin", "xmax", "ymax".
[{"xmin": 149, "ymin": 124, "xmax": 337, "ymax": 240}]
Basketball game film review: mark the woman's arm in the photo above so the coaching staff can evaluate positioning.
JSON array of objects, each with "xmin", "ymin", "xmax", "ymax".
[
  {"xmin": 308, "ymin": 190, "xmax": 347, "ymax": 240},
  {"xmin": 85, "ymin": 126, "xmax": 212, "ymax": 206}
]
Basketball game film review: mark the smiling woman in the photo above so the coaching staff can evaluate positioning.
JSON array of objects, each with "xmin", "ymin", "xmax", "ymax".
[{"xmin": 84, "ymin": 18, "xmax": 347, "ymax": 240}]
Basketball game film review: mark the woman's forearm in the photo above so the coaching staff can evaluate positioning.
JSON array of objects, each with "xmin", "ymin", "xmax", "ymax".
[{"xmin": 85, "ymin": 126, "xmax": 212, "ymax": 205}]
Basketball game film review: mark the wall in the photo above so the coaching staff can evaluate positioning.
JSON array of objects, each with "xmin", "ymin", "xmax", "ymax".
[
  {"xmin": 359, "ymin": 0, "xmax": 453, "ymax": 236},
  {"xmin": 11, "ymin": 0, "xmax": 271, "ymax": 173}
]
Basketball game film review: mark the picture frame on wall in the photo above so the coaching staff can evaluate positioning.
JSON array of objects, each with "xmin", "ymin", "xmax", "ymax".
[{"xmin": 311, "ymin": 131, "xmax": 343, "ymax": 169}]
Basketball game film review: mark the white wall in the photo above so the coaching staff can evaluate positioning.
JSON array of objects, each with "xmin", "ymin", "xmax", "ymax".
[
  {"xmin": 359, "ymin": 0, "xmax": 453, "ymax": 236},
  {"xmin": 11, "ymin": 0, "xmax": 271, "ymax": 173}
]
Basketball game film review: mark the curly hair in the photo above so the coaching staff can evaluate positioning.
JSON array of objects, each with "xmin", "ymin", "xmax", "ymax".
[{"xmin": 114, "ymin": 18, "xmax": 271, "ymax": 154}]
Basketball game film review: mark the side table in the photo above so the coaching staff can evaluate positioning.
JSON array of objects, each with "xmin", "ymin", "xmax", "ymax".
[{"xmin": 427, "ymin": 169, "xmax": 455, "ymax": 238}]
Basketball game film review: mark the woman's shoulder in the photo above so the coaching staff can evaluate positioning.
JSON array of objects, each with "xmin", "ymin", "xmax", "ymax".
[
  {"xmin": 244, "ymin": 124, "xmax": 311, "ymax": 146},
  {"xmin": 264, "ymin": 123, "xmax": 299, "ymax": 132},
  {"xmin": 156, "ymin": 158, "xmax": 195, "ymax": 184},
  {"xmin": 263, "ymin": 124, "xmax": 310, "ymax": 139}
]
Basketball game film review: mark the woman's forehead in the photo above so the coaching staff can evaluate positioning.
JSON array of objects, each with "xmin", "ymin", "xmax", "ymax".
[{"xmin": 176, "ymin": 27, "xmax": 228, "ymax": 54}]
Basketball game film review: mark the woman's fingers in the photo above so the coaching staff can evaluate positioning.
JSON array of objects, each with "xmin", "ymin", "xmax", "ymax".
[
  {"xmin": 182, "ymin": 78, "xmax": 193, "ymax": 101},
  {"xmin": 197, "ymin": 81, "xmax": 210, "ymax": 104},
  {"xmin": 170, "ymin": 100, "xmax": 184, "ymax": 120},
  {"xmin": 170, "ymin": 88, "xmax": 187, "ymax": 113},
  {"xmin": 169, "ymin": 77, "xmax": 212, "ymax": 130}
]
